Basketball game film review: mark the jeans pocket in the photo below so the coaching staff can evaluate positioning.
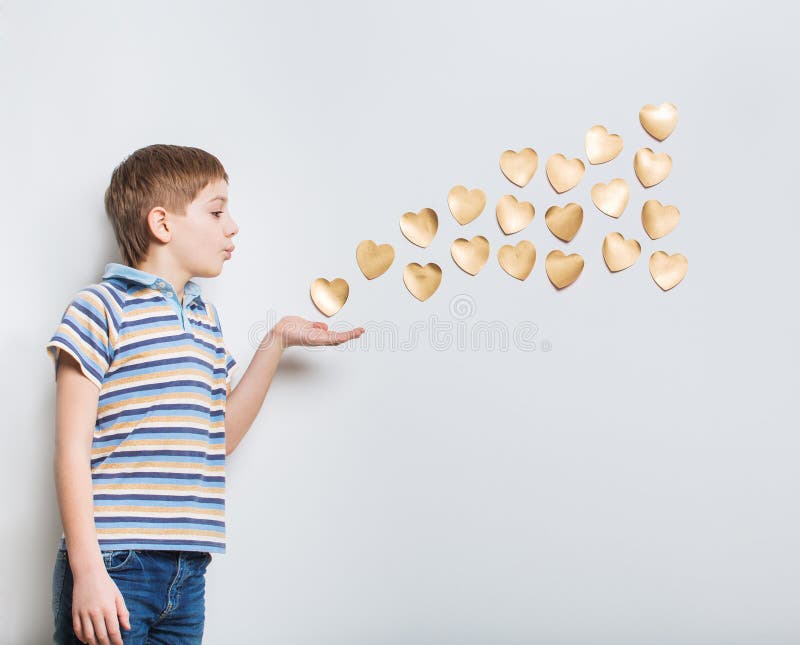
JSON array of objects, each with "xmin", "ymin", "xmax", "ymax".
[{"xmin": 101, "ymin": 549, "xmax": 137, "ymax": 572}]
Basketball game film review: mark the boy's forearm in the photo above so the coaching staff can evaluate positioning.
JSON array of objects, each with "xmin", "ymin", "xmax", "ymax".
[
  {"xmin": 225, "ymin": 329, "xmax": 285, "ymax": 455},
  {"xmin": 54, "ymin": 446, "xmax": 105, "ymax": 576}
]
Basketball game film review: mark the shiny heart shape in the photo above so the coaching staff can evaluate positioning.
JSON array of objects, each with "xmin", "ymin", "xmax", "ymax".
[
  {"xmin": 403, "ymin": 262, "xmax": 442, "ymax": 301},
  {"xmin": 451, "ymin": 235, "xmax": 490, "ymax": 275},
  {"xmin": 496, "ymin": 195, "xmax": 535, "ymax": 235},
  {"xmin": 545, "ymin": 203, "xmax": 583, "ymax": 242},
  {"xmin": 634, "ymin": 148, "xmax": 672, "ymax": 187},
  {"xmin": 585, "ymin": 125, "xmax": 623, "ymax": 164},
  {"xmin": 545, "ymin": 250, "xmax": 584, "ymax": 289},
  {"xmin": 310, "ymin": 277, "xmax": 349, "ymax": 317},
  {"xmin": 591, "ymin": 178, "xmax": 630, "ymax": 218},
  {"xmin": 649, "ymin": 251, "xmax": 688, "ymax": 291},
  {"xmin": 399, "ymin": 207, "xmax": 438, "ymax": 248},
  {"xmin": 545, "ymin": 154, "xmax": 585, "ymax": 193},
  {"xmin": 602, "ymin": 232, "xmax": 641, "ymax": 272},
  {"xmin": 641, "ymin": 199, "xmax": 680, "ymax": 239},
  {"xmin": 356, "ymin": 240, "xmax": 395, "ymax": 279},
  {"xmin": 447, "ymin": 185, "xmax": 487, "ymax": 225},
  {"xmin": 639, "ymin": 102, "xmax": 679, "ymax": 141},
  {"xmin": 497, "ymin": 240, "xmax": 536, "ymax": 281},
  {"xmin": 499, "ymin": 148, "xmax": 539, "ymax": 187}
]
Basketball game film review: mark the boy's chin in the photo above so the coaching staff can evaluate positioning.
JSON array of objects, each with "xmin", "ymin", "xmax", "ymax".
[{"xmin": 193, "ymin": 263, "xmax": 224, "ymax": 279}]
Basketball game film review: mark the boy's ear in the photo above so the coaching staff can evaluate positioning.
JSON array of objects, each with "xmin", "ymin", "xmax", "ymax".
[{"xmin": 147, "ymin": 207, "xmax": 172, "ymax": 243}]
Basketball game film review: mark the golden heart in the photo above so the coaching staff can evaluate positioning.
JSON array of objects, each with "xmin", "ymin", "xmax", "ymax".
[
  {"xmin": 499, "ymin": 148, "xmax": 538, "ymax": 187},
  {"xmin": 585, "ymin": 125, "xmax": 623, "ymax": 164},
  {"xmin": 497, "ymin": 240, "xmax": 536, "ymax": 281},
  {"xmin": 400, "ymin": 207, "xmax": 438, "ymax": 248},
  {"xmin": 496, "ymin": 195, "xmax": 535, "ymax": 235},
  {"xmin": 634, "ymin": 148, "xmax": 672, "ymax": 187},
  {"xmin": 545, "ymin": 203, "xmax": 583, "ymax": 242},
  {"xmin": 356, "ymin": 240, "xmax": 395, "ymax": 280},
  {"xmin": 641, "ymin": 200, "xmax": 680, "ymax": 239},
  {"xmin": 545, "ymin": 250, "xmax": 584, "ymax": 289},
  {"xmin": 639, "ymin": 102, "xmax": 678, "ymax": 141},
  {"xmin": 602, "ymin": 232, "xmax": 641, "ymax": 272},
  {"xmin": 403, "ymin": 262, "xmax": 442, "ymax": 301},
  {"xmin": 545, "ymin": 154, "xmax": 585, "ymax": 193},
  {"xmin": 591, "ymin": 178, "xmax": 630, "ymax": 218},
  {"xmin": 649, "ymin": 251, "xmax": 688, "ymax": 291},
  {"xmin": 451, "ymin": 235, "xmax": 490, "ymax": 276},
  {"xmin": 310, "ymin": 277, "xmax": 349, "ymax": 317},
  {"xmin": 448, "ymin": 185, "xmax": 487, "ymax": 225}
]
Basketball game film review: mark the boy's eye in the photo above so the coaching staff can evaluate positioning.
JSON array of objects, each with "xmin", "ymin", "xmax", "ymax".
[{"xmin": 212, "ymin": 211, "xmax": 223, "ymax": 218}]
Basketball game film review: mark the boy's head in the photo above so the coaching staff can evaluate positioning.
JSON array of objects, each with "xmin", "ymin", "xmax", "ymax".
[{"xmin": 104, "ymin": 144, "xmax": 239, "ymax": 276}]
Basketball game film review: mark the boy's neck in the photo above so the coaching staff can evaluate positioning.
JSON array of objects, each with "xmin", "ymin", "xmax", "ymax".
[{"xmin": 134, "ymin": 259, "xmax": 190, "ymax": 304}]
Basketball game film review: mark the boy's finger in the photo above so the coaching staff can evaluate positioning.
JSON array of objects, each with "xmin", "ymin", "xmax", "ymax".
[
  {"xmin": 72, "ymin": 612, "xmax": 84, "ymax": 642},
  {"xmin": 78, "ymin": 612, "xmax": 95, "ymax": 643},
  {"xmin": 116, "ymin": 594, "xmax": 131, "ymax": 630},
  {"xmin": 92, "ymin": 612, "xmax": 111, "ymax": 644},
  {"xmin": 105, "ymin": 611, "xmax": 124, "ymax": 645},
  {"xmin": 333, "ymin": 330, "xmax": 361, "ymax": 344}
]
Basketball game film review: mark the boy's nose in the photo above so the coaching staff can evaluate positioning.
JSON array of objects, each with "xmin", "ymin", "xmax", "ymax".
[{"xmin": 227, "ymin": 214, "xmax": 240, "ymax": 236}]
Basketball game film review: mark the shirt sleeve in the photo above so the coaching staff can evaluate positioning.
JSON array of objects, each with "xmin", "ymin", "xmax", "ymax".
[
  {"xmin": 209, "ymin": 302, "xmax": 237, "ymax": 388},
  {"xmin": 46, "ymin": 287, "xmax": 115, "ymax": 389},
  {"xmin": 225, "ymin": 349, "xmax": 238, "ymax": 388}
]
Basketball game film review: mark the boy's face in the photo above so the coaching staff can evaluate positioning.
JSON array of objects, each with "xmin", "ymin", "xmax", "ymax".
[{"xmin": 162, "ymin": 178, "xmax": 239, "ymax": 278}]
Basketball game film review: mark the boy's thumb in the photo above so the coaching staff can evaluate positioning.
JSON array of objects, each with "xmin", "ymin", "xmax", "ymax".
[{"xmin": 116, "ymin": 594, "xmax": 131, "ymax": 630}]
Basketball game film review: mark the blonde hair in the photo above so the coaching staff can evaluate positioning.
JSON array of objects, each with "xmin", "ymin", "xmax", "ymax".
[{"xmin": 104, "ymin": 144, "xmax": 229, "ymax": 267}]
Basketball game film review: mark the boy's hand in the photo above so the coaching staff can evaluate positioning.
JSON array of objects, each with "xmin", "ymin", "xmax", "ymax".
[
  {"xmin": 274, "ymin": 315, "xmax": 364, "ymax": 350},
  {"xmin": 71, "ymin": 568, "xmax": 131, "ymax": 645}
]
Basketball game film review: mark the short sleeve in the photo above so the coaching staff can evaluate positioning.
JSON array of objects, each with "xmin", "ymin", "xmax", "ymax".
[
  {"xmin": 209, "ymin": 302, "xmax": 237, "ymax": 388},
  {"xmin": 46, "ymin": 287, "xmax": 114, "ymax": 389},
  {"xmin": 225, "ymin": 350, "xmax": 238, "ymax": 388}
]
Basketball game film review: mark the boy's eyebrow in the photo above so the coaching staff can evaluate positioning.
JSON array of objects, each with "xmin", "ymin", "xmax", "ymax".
[{"xmin": 207, "ymin": 196, "xmax": 228, "ymax": 203}]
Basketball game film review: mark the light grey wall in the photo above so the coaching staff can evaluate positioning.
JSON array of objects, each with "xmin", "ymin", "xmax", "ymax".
[{"xmin": 2, "ymin": 0, "xmax": 798, "ymax": 643}]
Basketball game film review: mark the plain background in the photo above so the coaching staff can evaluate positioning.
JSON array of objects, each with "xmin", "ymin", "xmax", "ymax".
[{"xmin": 1, "ymin": 1, "xmax": 798, "ymax": 643}]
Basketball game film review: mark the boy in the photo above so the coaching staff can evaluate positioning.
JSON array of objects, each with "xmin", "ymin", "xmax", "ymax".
[{"xmin": 46, "ymin": 144, "xmax": 364, "ymax": 644}]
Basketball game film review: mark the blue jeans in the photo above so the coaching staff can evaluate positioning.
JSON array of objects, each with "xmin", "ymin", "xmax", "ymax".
[{"xmin": 52, "ymin": 548, "xmax": 212, "ymax": 644}]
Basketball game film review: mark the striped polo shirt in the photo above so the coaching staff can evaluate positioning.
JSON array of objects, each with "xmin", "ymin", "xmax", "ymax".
[{"xmin": 46, "ymin": 262, "xmax": 238, "ymax": 554}]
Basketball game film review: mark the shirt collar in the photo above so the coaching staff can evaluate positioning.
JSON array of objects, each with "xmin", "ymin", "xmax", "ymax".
[{"xmin": 102, "ymin": 262, "xmax": 203, "ymax": 308}]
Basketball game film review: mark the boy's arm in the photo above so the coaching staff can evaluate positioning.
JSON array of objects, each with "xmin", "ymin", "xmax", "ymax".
[
  {"xmin": 224, "ymin": 328, "xmax": 284, "ymax": 456},
  {"xmin": 224, "ymin": 317, "xmax": 364, "ymax": 456},
  {"xmin": 53, "ymin": 352, "xmax": 105, "ymax": 575},
  {"xmin": 53, "ymin": 352, "xmax": 132, "ymax": 643}
]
